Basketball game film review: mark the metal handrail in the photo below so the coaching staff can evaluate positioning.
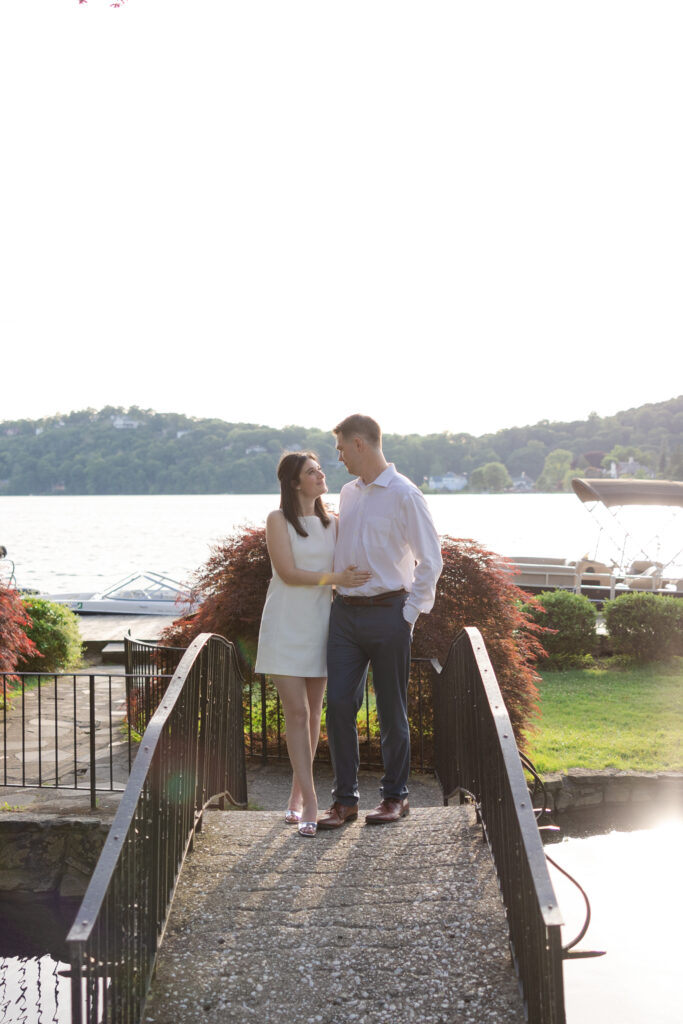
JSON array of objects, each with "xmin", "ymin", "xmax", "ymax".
[
  {"xmin": 431, "ymin": 626, "xmax": 566, "ymax": 1024},
  {"xmin": 67, "ymin": 633, "xmax": 247, "ymax": 1024}
]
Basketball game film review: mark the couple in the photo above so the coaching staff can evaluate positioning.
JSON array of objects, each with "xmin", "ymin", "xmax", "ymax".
[{"xmin": 254, "ymin": 414, "xmax": 443, "ymax": 837}]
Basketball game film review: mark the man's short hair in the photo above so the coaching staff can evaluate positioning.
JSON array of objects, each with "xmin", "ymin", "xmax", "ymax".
[{"xmin": 333, "ymin": 414, "xmax": 382, "ymax": 447}]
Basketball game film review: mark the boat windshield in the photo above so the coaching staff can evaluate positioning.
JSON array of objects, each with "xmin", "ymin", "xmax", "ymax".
[{"xmin": 100, "ymin": 572, "xmax": 188, "ymax": 602}]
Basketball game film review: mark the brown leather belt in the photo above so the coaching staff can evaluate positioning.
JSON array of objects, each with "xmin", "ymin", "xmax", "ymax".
[{"xmin": 337, "ymin": 588, "xmax": 407, "ymax": 607}]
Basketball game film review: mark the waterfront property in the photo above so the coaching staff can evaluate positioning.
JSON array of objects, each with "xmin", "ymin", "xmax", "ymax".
[{"xmin": 1, "ymin": 630, "xmax": 584, "ymax": 1023}]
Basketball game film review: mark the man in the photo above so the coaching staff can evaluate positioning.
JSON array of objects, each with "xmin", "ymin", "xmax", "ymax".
[{"xmin": 318, "ymin": 414, "xmax": 443, "ymax": 828}]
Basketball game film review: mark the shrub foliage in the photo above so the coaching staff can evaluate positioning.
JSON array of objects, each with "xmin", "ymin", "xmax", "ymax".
[
  {"xmin": 603, "ymin": 592, "xmax": 683, "ymax": 661},
  {"xmin": 163, "ymin": 529, "xmax": 546, "ymax": 743},
  {"xmin": 412, "ymin": 538, "xmax": 546, "ymax": 740},
  {"xmin": 20, "ymin": 598, "xmax": 83, "ymax": 672},
  {"xmin": 160, "ymin": 527, "xmax": 271, "ymax": 669},
  {"xmin": 0, "ymin": 586, "xmax": 39, "ymax": 675},
  {"xmin": 522, "ymin": 589, "xmax": 597, "ymax": 667}
]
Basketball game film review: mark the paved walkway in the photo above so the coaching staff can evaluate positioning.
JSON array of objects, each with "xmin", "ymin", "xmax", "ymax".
[
  {"xmin": 144, "ymin": 766, "xmax": 526, "ymax": 1024},
  {"xmin": 0, "ymin": 663, "xmax": 131, "ymax": 799}
]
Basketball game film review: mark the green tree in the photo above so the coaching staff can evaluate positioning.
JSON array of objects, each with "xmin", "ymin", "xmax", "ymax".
[
  {"xmin": 469, "ymin": 462, "xmax": 512, "ymax": 492},
  {"xmin": 536, "ymin": 449, "xmax": 573, "ymax": 492}
]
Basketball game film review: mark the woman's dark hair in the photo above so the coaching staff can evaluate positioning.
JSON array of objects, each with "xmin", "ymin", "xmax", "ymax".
[{"xmin": 278, "ymin": 451, "xmax": 331, "ymax": 537}]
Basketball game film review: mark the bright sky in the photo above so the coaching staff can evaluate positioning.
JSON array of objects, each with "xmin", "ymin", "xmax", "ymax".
[{"xmin": 1, "ymin": 1, "xmax": 681, "ymax": 438}]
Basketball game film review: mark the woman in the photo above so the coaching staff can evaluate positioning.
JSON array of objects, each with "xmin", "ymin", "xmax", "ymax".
[{"xmin": 254, "ymin": 452, "xmax": 371, "ymax": 837}]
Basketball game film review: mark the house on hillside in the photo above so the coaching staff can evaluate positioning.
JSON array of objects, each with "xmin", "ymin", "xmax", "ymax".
[
  {"xmin": 427, "ymin": 471, "xmax": 468, "ymax": 492},
  {"xmin": 111, "ymin": 416, "xmax": 140, "ymax": 430},
  {"xmin": 510, "ymin": 472, "xmax": 535, "ymax": 492},
  {"xmin": 609, "ymin": 457, "xmax": 654, "ymax": 479}
]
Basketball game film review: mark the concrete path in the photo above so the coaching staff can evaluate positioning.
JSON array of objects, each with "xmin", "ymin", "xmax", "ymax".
[{"xmin": 144, "ymin": 773, "xmax": 526, "ymax": 1024}]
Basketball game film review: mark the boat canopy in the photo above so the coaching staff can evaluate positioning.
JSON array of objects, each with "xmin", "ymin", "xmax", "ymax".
[{"xmin": 572, "ymin": 478, "xmax": 683, "ymax": 508}]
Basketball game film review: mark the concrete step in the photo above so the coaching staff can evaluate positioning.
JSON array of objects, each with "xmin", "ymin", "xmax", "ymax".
[{"xmin": 101, "ymin": 642, "xmax": 126, "ymax": 664}]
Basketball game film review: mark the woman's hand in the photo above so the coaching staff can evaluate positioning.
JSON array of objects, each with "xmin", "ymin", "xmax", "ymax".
[{"xmin": 336, "ymin": 565, "xmax": 372, "ymax": 588}]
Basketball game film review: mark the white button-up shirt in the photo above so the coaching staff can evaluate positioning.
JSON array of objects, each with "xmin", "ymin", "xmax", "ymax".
[{"xmin": 334, "ymin": 464, "xmax": 443, "ymax": 624}]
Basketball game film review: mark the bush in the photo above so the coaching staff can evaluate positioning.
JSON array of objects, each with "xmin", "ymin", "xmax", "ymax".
[
  {"xmin": 522, "ymin": 590, "xmax": 597, "ymax": 668},
  {"xmin": 603, "ymin": 592, "xmax": 683, "ymax": 661},
  {"xmin": 160, "ymin": 526, "xmax": 271, "ymax": 672},
  {"xmin": 412, "ymin": 537, "xmax": 546, "ymax": 743},
  {"xmin": 162, "ymin": 530, "xmax": 547, "ymax": 744},
  {"xmin": 19, "ymin": 598, "xmax": 83, "ymax": 672},
  {"xmin": 0, "ymin": 586, "xmax": 39, "ymax": 675}
]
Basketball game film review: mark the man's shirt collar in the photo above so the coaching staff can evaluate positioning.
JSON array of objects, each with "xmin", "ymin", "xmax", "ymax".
[{"xmin": 354, "ymin": 464, "xmax": 397, "ymax": 490}]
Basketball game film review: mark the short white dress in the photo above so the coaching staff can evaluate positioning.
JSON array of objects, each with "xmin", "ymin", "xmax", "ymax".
[{"xmin": 254, "ymin": 515, "xmax": 336, "ymax": 677}]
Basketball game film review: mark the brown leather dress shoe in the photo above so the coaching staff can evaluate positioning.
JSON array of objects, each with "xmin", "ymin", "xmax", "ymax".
[
  {"xmin": 317, "ymin": 801, "xmax": 359, "ymax": 830},
  {"xmin": 365, "ymin": 798, "xmax": 410, "ymax": 824}
]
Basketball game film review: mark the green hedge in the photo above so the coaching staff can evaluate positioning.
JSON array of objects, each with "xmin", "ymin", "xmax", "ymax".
[
  {"xmin": 20, "ymin": 598, "xmax": 83, "ymax": 672},
  {"xmin": 603, "ymin": 592, "xmax": 683, "ymax": 661},
  {"xmin": 523, "ymin": 590, "xmax": 598, "ymax": 668}
]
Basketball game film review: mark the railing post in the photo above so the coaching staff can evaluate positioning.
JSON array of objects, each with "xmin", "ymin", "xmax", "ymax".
[
  {"xmin": 260, "ymin": 673, "xmax": 267, "ymax": 761},
  {"xmin": 89, "ymin": 674, "xmax": 97, "ymax": 810}
]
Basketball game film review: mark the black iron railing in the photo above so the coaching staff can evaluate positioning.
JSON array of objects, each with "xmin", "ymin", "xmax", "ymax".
[
  {"xmin": 1, "ymin": 670, "xmax": 146, "ymax": 808},
  {"xmin": 67, "ymin": 633, "xmax": 247, "ymax": 1024},
  {"xmin": 124, "ymin": 637, "xmax": 186, "ymax": 734},
  {"xmin": 432, "ymin": 626, "xmax": 566, "ymax": 1024},
  {"xmin": 126, "ymin": 642, "xmax": 437, "ymax": 770},
  {"xmin": 243, "ymin": 657, "xmax": 436, "ymax": 770}
]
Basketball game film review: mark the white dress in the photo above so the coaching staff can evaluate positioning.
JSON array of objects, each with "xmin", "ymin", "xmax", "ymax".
[{"xmin": 254, "ymin": 515, "xmax": 336, "ymax": 677}]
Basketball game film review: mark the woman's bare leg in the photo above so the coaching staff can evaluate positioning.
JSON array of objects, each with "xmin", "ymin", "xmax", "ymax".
[
  {"xmin": 286, "ymin": 676, "xmax": 326, "ymax": 814},
  {"xmin": 273, "ymin": 675, "xmax": 320, "ymax": 824},
  {"xmin": 306, "ymin": 676, "xmax": 326, "ymax": 761}
]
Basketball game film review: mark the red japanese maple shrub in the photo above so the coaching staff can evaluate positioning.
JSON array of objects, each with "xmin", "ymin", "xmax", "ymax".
[
  {"xmin": 412, "ymin": 537, "xmax": 547, "ymax": 743},
  {"xmin": 160, "ymin": 526, "xmax": 271, "ymax": 673},
  {"xmin": 162, "ymin": 529, "xmax": 545, "ymax": 743},
  {"xmin": 0, "ymin": 586, "xmax": 41, "ymax": 677}
]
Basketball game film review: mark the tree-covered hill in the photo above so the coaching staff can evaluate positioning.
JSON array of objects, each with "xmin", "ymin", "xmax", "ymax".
[{"xmin": 0, "ymin": 397, "xmax": 681, "ymax": 495}]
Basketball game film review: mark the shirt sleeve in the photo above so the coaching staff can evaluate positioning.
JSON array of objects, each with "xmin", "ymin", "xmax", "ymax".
[{"xmin": 400, "ymin": 490, "xmax": 443, "ymax": 623}]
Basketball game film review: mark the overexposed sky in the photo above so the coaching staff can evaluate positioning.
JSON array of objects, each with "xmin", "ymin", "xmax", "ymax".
[{"xmin": 1, "ymin": 1, "xmax": 681, "ymax": 437}]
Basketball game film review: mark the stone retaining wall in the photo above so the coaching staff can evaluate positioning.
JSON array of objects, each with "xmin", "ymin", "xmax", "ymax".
[
  {"xmin": 1, "ymin": 771, "xmax": 681, "ymax": 898},
  {"xmin": 540, "ymin": 768, "xmax": 683, "ymax": 815},
  {"xmin": 0, "ymin": 815, "xmax": 110, "ymax": 897}
]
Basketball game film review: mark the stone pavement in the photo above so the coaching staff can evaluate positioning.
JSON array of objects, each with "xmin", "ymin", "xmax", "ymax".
[
  {"xmin": 0, "ymin": 663, "xmax": 130, "ymax": 805},
  {"xmin": 144, "ymin": 767, "xmax": 526, "ymax": 1024}
]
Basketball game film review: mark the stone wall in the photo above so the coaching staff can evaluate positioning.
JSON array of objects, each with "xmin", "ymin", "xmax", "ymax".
[
  {"xmin": 0, "ymin": 815, "xmax": 110, "ymax": 897},
  {"xmin": 540, "ymin": 769, "xmax": 683, "ymax": 816}
]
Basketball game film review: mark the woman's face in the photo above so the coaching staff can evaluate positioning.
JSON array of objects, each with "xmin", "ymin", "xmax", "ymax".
[{"xmin": 296, "ymin": 458, "xmax": 327, "ymax": 501}]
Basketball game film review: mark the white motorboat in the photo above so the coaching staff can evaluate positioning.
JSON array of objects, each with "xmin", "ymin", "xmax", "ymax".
[
  {"xmin": 506, "ymin": 478, "xmax": 683, "ymax": 600},
  {"xmin": 43, "ymin": 571, "xmax": 200, "ymax": 616}
]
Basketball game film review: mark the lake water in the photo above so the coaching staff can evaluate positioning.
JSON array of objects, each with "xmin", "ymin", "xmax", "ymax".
[
  {"xmin": 3, "ymin": 491, "xmax": 680, "ymax": 595},
  {"xmin": 548, "ymin": 817, "xmax": 682, "ymax": 1024}
]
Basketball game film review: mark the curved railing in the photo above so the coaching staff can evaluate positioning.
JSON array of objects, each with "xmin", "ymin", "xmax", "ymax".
[
  {"xmin": 432, "ymin": 627, "xmax": 566, "ymax": 1024},
  {"xmin": 124, "ymin": 636, "xmax": 187, "ymax": 734},
  {"xmin": 67, "ymin": 633, "xmax": 247, "ymax": 1024}
]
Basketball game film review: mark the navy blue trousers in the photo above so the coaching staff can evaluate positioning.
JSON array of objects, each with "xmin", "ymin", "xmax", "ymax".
[{"xmin": 326, "ymin": 592, "xmax": 412, "ymax": 806}]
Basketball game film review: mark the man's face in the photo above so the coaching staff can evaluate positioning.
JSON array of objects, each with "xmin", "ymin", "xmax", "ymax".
[{"xmin": 335, "ymin": 433, "xmax": 362, "ymax": 476}]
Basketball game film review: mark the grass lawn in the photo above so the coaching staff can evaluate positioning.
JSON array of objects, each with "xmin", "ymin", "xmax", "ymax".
[{"xmin": 526, "ymin": 658, "xmax": 683, "ymax": 774}]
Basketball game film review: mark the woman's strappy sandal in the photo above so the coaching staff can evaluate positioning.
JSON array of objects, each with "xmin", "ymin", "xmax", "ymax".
[
  {"xmin": 298, "ymin": 821, "xmax": 317, "ymax": 837},
  {"xmin": 285, "ymin": 809, "xmax": 301, "ymax": 824}
]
